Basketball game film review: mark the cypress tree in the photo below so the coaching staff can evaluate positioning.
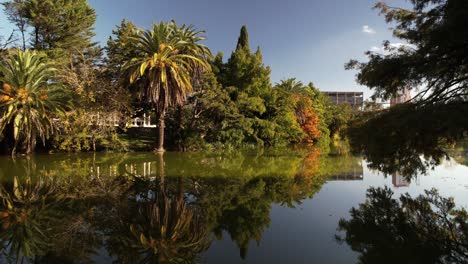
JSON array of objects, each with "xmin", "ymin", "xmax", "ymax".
[
  {"xmin": 236, "ymin": 25, "xmax": 250, "ymax": 52},
  {"xmin": 224, "ymin": 26, "xmax": 271, "ymax": 97},
  {"xmin": 105, "ymin": 19, "xmax": 140, "ymax": 82},
  {"xmin": 218, "ymin": 25, "xmax": 304, "ymax": 145}
]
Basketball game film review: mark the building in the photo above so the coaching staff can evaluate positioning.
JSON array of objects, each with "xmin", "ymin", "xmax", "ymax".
[
  {"xmin": 322, "ymin": 91, "xmax": 364, "ymax": 109},
  {"xmin": 390, "ymin": 87, "xmax": 411, "ymax": 106},
  {"xmin": 392, "ymin": 173, "xmax": 410, "ymax": 187}
]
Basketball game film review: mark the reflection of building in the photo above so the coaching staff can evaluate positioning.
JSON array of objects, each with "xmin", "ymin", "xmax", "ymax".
[
  {"xmin": 390, "ymin": 87, "xmax": 411, "ymax": 106},
  {"xmin": 392, "ymin": 173, "xmax": 410, "ymax": 187},
  {"xmin": 322, "ymin": 91, "xmax": 364, "ymax": 109},
  {"xmin": 328, "ymin": 164, "xmax": 364, "ymax": 181}
]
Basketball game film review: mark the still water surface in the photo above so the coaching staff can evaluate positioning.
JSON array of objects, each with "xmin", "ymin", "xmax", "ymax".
[{"xmin": 0, "ymin": 148, "xmax": 466, "ymax": 263}]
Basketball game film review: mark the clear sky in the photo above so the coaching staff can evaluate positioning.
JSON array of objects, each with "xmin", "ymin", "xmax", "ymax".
[{"xmin": 0, "ymin": 0, "xmax": 410, "ymax": 99}]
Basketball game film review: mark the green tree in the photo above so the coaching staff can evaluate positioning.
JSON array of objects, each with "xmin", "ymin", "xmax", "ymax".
[
  {"xmin": 346, "ymin": 0, "xmax": 468, "ymax": 105},
  {"xmin": 236, "ymin": 25, "xmax": 250, "ymax": 52},
  {"xmin": 275, "ymin": 78, "xmax": 305, "ymax": 93},
  {"xmin": 105, "ymin": 19, "xmax": 140, "ymax": 86},
  {"xmin": 125, "ymin": 22, "xmax": 211, "ymax": 152},
  {"xmin": 2, "ymin": 0, "xmax": 28, "ymax": 50},
  {"xmin": 222, "ymin": 28, "xmax": 271, "ymax": 98},
  {"xmin": 21, "ymin": 0, "xmax": 96, "ymax": 59},
  {"xmin": 220, "ymin": 26, "xmax": 304, "ymax": 146},
  {"xmin": 0, "ymin": 49, "xmax": 71, "ymax": 154}
]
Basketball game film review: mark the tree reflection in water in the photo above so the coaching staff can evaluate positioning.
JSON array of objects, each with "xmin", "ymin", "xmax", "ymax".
[
  {"xmin": 105, "ymin": 153, "xmax": 213, "ymax": 264},
  {"xmin": 337, "ymin": 187, "xmax": 468, "ymax": 263},
  {"xmin": 1, "ymin": 148, "xmax": 463, "ymax": 263},
  {"xmin": 0, "ymin": 176, "xmax": 67, "ymax": 263},
  {"xmin": 348, "ymin": 103, "xmax": 467, "ymax": 178},
  {"xmin": 0, "ymin": 149, "xmax": 345, "ymax": 263}
]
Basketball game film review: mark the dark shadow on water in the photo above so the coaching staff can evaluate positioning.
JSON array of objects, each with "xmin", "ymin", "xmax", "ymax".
[{"xmin": 337, "ymin": 187, "xmax": 468, "ymax": 264}]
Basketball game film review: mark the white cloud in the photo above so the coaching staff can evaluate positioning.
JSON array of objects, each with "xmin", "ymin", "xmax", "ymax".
[
  {"xmin": 370, "ymin": 42, "xmax": 416, "ymax": 54},
  {"xmin": 362, "ymin": 25, "xmax": 376, "ymax": 34}
]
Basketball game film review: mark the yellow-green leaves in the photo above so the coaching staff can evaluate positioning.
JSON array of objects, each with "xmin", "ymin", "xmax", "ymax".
[
  {"xmin": 140, "ymin": 60, "xmax": 150, "ymax": 76},
  {"xmin": 0, "ymin": 50, "xmax": 68, "ymax": 154}
]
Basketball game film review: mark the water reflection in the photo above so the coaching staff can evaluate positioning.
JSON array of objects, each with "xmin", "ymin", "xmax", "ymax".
[
  {"xmin": 337, "ymin": 187, "xmax": 468, "ymax": 263},
  {"xmin": 348, "ymin": 104, "xmax": 467, "ymax": 179},
  {"xmin": 0, "ymin": 149, "xmax": 363, "ymax": 263},
  {"xmin": 0, "ymin": 176, "xmax": 72, "ymax": 263},
  {"xmin": 0, "ymin": 149, "xmax": 465, "ymax": 263}
]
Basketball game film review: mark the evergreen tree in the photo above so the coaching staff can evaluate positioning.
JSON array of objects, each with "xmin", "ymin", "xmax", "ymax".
[
  {"xmin": 217, "ymin": 26, "xmax": 304, "ymax": 146},
  {"xmin": 346, "ymin": 0, "xmax": 468, "ymax": 105},
  {"xmin": 2, "ymin": 0, "xmax": 28, "ymax": 50},
  {"xmin": 236, "ymin": 25, "xmax": 250, "ymax": 52},
  {"xmin": 105, "ymin": 20, "xmax": 140, "ymax": 84},
  {"xmin": 2, "ymin": 0, "xmax": 97, "ymax": 61},
  {"xmin": 223, "ymin": 28, "xmax": 271, "ymax": 97}
]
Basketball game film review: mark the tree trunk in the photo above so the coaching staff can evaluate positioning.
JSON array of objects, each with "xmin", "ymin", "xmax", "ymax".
[
  {"xmin": 157, "ymin": 152, "xmax": 165, "ymax": 197},
  {"xmin": 26, "ymin": 130, "xmax": 37, "ymax": 154},
  {"xmin": 34, "ymin": 26, "xmax": 39, "ymax": 48},
  {"xmin": 156, "ymin": 111, "xmax": 165, "ymax": 152},
  {"xmin": 177, "ymin": 105, "xmax": 183, "ymax": 151},
  {"xmin": 21, "ymin": 27, "xmax": 26, "ymax": 51},
  {"xmin": 92, "ymin": 134, "xmax": 96, "ymax": 152}
]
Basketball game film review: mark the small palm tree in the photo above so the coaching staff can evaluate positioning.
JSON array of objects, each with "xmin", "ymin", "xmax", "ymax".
[
  {"xmin": 0, "ymin": 49, "xmax": 71, "ymax": 154},
  {"xmin": 275, "ymin": 78, "xmax": 305, "ymax": 93},
  {"xmin": 125, "ymin": 22, "xmax": 211, "ymax": 152}
]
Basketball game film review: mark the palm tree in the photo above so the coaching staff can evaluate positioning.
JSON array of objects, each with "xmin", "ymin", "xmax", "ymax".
[
  {"xmin": 275, "ymin": 78, "xmax": 305, "ymax": 93},
  {"xmin": 0, "ymin": 49, "xmax": 71, "ymax": 154},
  {"xmin": 125, "ymin": 21, "xmax": 211, "ymax": 152}
]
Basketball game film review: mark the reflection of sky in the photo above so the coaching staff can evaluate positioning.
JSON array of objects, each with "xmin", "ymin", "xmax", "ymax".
[{"xmin": 202, "ymin": 157, "xmax": 468, "ymax": 263}]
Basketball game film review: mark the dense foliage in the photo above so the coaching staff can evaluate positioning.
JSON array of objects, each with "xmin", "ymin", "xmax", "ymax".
[
  {"xmin": 0, "ymin": 50, "xmax": 71, "ymax": 154},
  {"xmin": 123, "ymin": 21, "xmax": 211, "ymax": 152},
  {"xmin": 346, "ymin": 0, "xmax": 468, "ymax": 166},
  {"xmin": 0, "ymin": 1, "xmax": 354, "ymax": 154},
  {"xmin": 346, "ymin": 0, "xmax": 468, "ymax": 105},
  {"xmin": 164, "ymin": 27, "xmax": 352, "ymax": 150}
]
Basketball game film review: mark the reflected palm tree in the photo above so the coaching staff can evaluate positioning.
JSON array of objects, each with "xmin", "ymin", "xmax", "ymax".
[
  {"xmin": 127, "ymin": 194, "xmax": 211, "ymax": 263},
  {"xmin": 0, "ymin": 176, "xmax": 66, "ymax": 263},
  {"xmin": 337, "ymin": 187, "xmax": 468, "ymax": 263},
  {"xmin": 107, "ymin": 154, "xmax": 212, "ymax": 264}
]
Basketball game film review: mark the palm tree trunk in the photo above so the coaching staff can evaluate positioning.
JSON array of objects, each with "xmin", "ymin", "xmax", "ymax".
[
  {"xmin": 156, "ymin": 111, "xmax": 165, "ymax": 152},
  {"xmin": 26, "ymin": 130, "xmax": 36, "ymax": 154}
]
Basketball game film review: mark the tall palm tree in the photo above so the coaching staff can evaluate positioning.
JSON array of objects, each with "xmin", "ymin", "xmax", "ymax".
[
  {"xmin": 125, "ymin": 22, "xmax": 211, "ymax": 152},
  {"xmin": 0, "ymin": 49, "xmax": 71, "ymax": 154}
]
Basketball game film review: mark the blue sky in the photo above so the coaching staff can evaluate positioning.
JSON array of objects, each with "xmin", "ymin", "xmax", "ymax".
[{"xmin": 0, "ymin": 0, "xmax": 410, "ymax": 99}]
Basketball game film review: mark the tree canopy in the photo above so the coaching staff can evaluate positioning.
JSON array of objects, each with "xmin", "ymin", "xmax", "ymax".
[{"xmin": 346, "ymin": 0, "xmax": 468, "ymax": 105}]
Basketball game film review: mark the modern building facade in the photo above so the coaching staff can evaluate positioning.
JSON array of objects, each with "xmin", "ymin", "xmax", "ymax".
[
  {"xmin": 390, "ymin": 87, "xmax": 411, "ymax": 106},
  {"xmin": 392, "ymin": 173, "xmax": 410, "ymax": 187},
  {"xmin": 322, "ymin": 91, "xmax": 364, "ymax": 109}
]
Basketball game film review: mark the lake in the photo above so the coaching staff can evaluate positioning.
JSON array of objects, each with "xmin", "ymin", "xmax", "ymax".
[{"xmin": 0, "ymin": 147, "xmax": 466, "ymax": 263}]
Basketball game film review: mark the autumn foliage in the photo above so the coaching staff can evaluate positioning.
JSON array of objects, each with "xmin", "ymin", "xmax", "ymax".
[{"xmin": 293, "ymin": 95, "xmax": 321, "ymax": 143}]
